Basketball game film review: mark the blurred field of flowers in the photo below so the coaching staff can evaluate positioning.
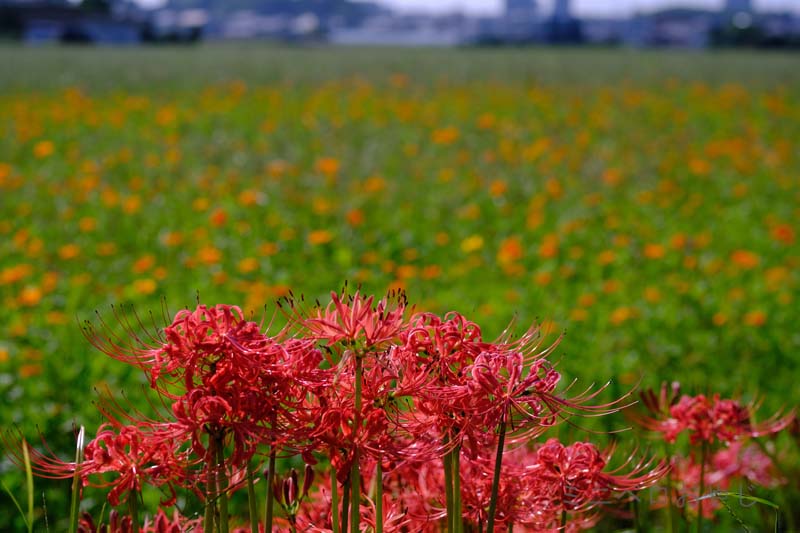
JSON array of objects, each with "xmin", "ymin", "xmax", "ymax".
[{"xmin": 0, "ymin": 46, "xmax": 798, "ymax": 530}]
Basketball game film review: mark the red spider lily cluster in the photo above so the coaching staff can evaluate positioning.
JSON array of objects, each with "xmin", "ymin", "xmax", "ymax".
[
  {"xmin": 18, "ymin": 290, "xmax": 775, "ymax": 533},
  {"xmin": 635, "ymin": 382, "xmax": 794, "ymax": 521}
]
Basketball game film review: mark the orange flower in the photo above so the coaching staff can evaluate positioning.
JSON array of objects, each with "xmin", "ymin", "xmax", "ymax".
[
  {"xmin": 712, "ymin": 312, "xmax": 728, "ymax": 326},
  {"xmin": 19, "ymin": 364, "xmax": 43, "ymax": 378},
  {"xmin": 33, "ymin": 140, "xmax": 54, "ymax": 158},
  {"xmin": 209, "ymin": 208, "xmax": 228, "ymax": 227},
  {"xmin": 545, "ymin": 178, "xmax": 563, "ymax": 199},
  {"xmin": 96, "ymin": 242, "xmax": 117, "ymax": 256},
  {"xmin": 597, "ymin": 249, "xmax": 616, "ymax": 265},
  {"xmin": 497, "ymin": 236, "xmax": 523, "ymax": 265},
  {"xmin": 362, "ymin": 175, "xmax": 386, "ymax": 193},
  {"xmin": 602, "ymin": 168, "xmax": 622, "ymax": 186},
  {"xmin": 489, "ymin": 179, "xmax": 507, "ymax": 197},
  {"xmin": 132, "ymin": 254, "xmax": 155, "ymax": 274},
  {"xmin": 538, "ymin": 233, "xmax": 559, "ymax": 259},
  {"xmin": 730, "ymin": 250, "xmax": 759, "ymax": 269},
  {"xmin": 238, "ymin": 189, "xmax": 261, "ymax": 206},
  {"xmin": 395, "ymin": 265, "xmax": 417, "ymax": 280},
  {"xmin": 570, "ymin": 308, "xmax": 589, "ymax": 321},
  {"xmin": 78, "ymin": 217, "xmax": 97, "ymax": 232},
  {"xmin": 477, "ymin": 113, "xmax": 496, "ymax": 129},
  {"xmin": 0, "ymin": 263, "xmax": 33, "ymax": 285},
  {"xmin": 610, "ymin": 306, "xmax": 634, "ymax": 325},
  {"xmin": 258, "ymin": 242, "xmax": 278, "ymax": 256},
  {"xmin": 192, "ymin": 197, "xmax": 210, "ymax": 211},
  {"xmin": 197, "ymin": 245, "xmax": 222, "ymax": 264},
  {"xmin": 643, "ymin": 243, "xmax": 665, "ymax": 259},
  {"xmin": 122, "ymin": 195, "xmax": 141, "ymax": 214},
  {"xmin": 346, "ymin": 208, "xmax": 365, "ymax": 226},
  {"xmin": 315, "ymin": 157, "xmax": 340, "ymax": 176},
  {"xmin": 421, "ymin": 265, "xmax": 441, "ymax": 279},
  {"xmin": 743, "ymin": 310, "xmax": 767, "ymax": 327},
  {"xmin": 308, "ymin": 230, "xmax": 334, "ymax": 245},
  {"xmin": 770, "ymin": 223, "xmax": 795, "ymax": 245},
  {"xmin": 688, "ymin": 158, "xmax": 710, "ymax": 175},
  {"xmin": 534, "ymin": 271, "xmax": 552, "ymax": 286},
  {"xmin": 644, "ymin": 286, "xmax": 662, "ymax": 303},
  {"xmin": 603, "ymin": 279, "xmax": 621, "ymax": 293},
  {"xmin": 431, "ymin": 126, "xmax": 459, "ymax": 145},
  {"xmin": 237, "ymin": 257, "xmax": 259, "ymax": 274},
  {"xmin": 18, "ymin": 285, "xmax": 42, "ymax": 306},
  {"xmin": 132, "ymin": 278, "xmax": 157, "ymax": 295},
  {"xmin": 161, "ymin": 231, "xmax": 183, "ymax": 247},
  {"xmin": 58, "ymin": 243, "xmax": 81, "ymax": 260},
  {"xmin": 670, "ymin": 233, "xmax": 687, "ymax": 249}
]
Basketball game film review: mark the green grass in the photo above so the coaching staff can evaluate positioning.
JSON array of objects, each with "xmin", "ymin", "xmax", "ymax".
[{"xmin": 0, "ymin": 44, "xmax": 798, "ymax": 530}]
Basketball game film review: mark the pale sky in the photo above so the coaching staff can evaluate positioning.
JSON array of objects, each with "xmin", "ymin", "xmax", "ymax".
[{"xmin": 371, "ymin": 0, "xmax": 800, "ymax": 17}]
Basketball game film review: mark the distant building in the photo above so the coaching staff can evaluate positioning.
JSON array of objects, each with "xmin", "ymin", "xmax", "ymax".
[
  {"xmin": 0, "ymin": 0, "xmax": 205, "ymax": 44},
  {"xmin": 724, "ymin": 0, "xmax": 753, "ymax": 14},
  {"xmin": 0, "ymin": 1, "xmax": 144, "ymax": 44},
  {"xmin": 625, "ymin": 8, "xmax": 715, "ymax": 48},
  {"xmin": 505, "ymin": 0, "xmax": 537, "ymax": 20},
  {"xmin": 503, "ymin": 0, "xmax": 537, "ymax": 40},
  {"xmin": 552, "ymin": 0, "xmax": 571, "ymax": 22},
  {"xmin": 545, "ymin": 0, "xmax": 582, "ymax": 43}
]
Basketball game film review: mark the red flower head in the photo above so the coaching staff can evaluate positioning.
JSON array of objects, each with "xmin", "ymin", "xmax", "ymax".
[
  {"xmin": 637, "ymin": 382, "xmax": 795, "ymax": 444},
  {"xmin": 284, "ymin": 289, "xmax": 408, "ymax": 349}
]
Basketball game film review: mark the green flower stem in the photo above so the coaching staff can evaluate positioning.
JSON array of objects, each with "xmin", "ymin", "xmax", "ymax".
[
  {"xmin": 128, "ymin": 491, "xmax": 140, "ymax": 533},
  {"xmin": 696, "ymin": 441, "xmax": 708, "ymax": 533},
  {"xmin": 341, "ymin": 479, "xmax": 351, "ymax": 533},
  {"xmin": 443, "ymin": 445, "xmax": 454, "ymax": 533},
  {"xmin": 217, "ymin": 439, "xmax": 229, "ymax": 533},
  {"xmin": 376, "ymin": 459, "xmax": 383, "ymax": 533},
  {"xmin": 22, "ymin": 442, "xmax": 34, "ymax": 533},
  {"xmin": 264, "ymin": 449, "xmax": 277, "ymax": 532},
  {"xmin": 665, "ymin": 441, "xmax": 675, "ymax": 533},
  {"xmin": 631, "ymin": 493, "xmax": 640, "ymax": 533},
  {"xmin": 350, "ymin": 351, "xmax": 364, "ymax": 533},
  {"xmin": 68, "ymin": 426, "xmax": 85, "ymax": 533},
  {"xmin": 204, "ymin": 438, "xmax": 217, "ymax": 533},
  {"xmin": 486, "ymin": 417, "xmax": 507, "ymax": 532},
  {"xmin": 453, "ymin": 448, "xmax": 462, "ymax": 533},
  {"xmin": 331, "ymin": 466, "xmax": 340, "ymax": 533},
  {"xmin": 246, "ymin": 463, "xmax": 258, "ymax": 533}
]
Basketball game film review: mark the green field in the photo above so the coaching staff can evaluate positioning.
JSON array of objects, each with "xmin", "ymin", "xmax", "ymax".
[{"xmin": 0, "ymin": 45, "xmax": 798, "ymax": 530}]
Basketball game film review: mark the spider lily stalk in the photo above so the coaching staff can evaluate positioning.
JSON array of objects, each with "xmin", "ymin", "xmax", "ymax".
[
  {"xmin": 68, "ymin": 426, "xmax": 85, "ymax": 533},
  {"xmin": 486, "ymin": 414, "xmax": 507, "ymax": 532},
  {"xmin": 246, "ymin": 463, "xmax": 258, "ymax": 533},
  {"xmin": 350, "ymin": 349, "xmax": 364, "ymax": 533}
]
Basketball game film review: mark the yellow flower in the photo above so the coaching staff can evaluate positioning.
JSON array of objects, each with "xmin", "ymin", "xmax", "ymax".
[
  {"xmin": 610, "ymin": 306, "xmax": 634, "ymax": 325},
  {"xmin": 460, "ymin": 234, "xmax": 484, "ymax": 253},
  {"xmin": 132, "ymin": 278, "xmax": 157, "ymax": 295}
]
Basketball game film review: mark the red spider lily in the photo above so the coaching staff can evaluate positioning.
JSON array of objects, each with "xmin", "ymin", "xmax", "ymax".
[
  {"xmin": 83, "ymin": 304, "xmax": 275, "ymax": 389},
  {"xmin": 14, "ymin": 424, "xmax": 189, "ymax": 506},
  {"xmin": 665, "ymin": 440, "xmax": 786, "ymax": 520},
  {"xmin": 636, "ymin": 382, "xmax": 795, "ymax": 444},
  {"xmin": 78, "ymin": 508, "xmax": 202, "ymax": 533},
  {"xmin": 282, "ymin": 290, "xmax": 408, "ymax": 349},
  {"xmin": 709, "ymin": 441, "xmax": 784, "ymax": 488},
  {"xmin": 386, "ymin": 437, "xmax": 665, "ymax": 531}
]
